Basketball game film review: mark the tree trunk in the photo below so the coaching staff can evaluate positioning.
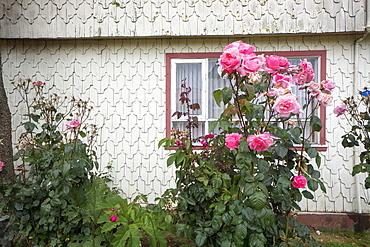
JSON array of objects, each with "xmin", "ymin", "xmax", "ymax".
[{"xmin": 0, "ymin": 53, "xmax": 15, "ymax": 184}]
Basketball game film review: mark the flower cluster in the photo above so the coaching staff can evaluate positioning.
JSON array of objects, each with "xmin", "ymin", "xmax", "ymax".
[
  {"xmin": 0, "ymin": 161, "xmax": 4, "ymax": 172},
  {"xmin": 217, "ymin": 41, "xmax": 335, "ymax": 187}
]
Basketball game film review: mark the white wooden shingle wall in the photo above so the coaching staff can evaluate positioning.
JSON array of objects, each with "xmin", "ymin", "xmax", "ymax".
[
  {"xmin": 0, "ymin": 0, "xmax": 366, "ymax": 38},
  {"xmin": 2, "ymin": 35, "xmax": 370, "ymax": 213}
]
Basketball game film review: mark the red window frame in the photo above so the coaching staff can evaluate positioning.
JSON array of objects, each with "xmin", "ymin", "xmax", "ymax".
[{"xmin": 165, "ymin": 51, "xmax": 327, "ymax": 151}]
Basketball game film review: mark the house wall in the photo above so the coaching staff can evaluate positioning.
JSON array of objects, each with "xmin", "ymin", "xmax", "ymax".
[
  {"xmin": 1, "ymin": 34, "xmax": 370, "ymax": 213},
  {"xmin": 0, "ymin": 0, "xmax": 366, "ymax": 38}
]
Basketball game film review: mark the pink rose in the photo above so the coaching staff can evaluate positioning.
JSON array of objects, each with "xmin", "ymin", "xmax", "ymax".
[
  {"xmin": 32, "ymin": 81, "xmax": 44, "ymax": 86},
  {"xmin": 110, "ymin": 216, "xmax": 118, "ymax": 222},
  {"xmin": 224, "ymin": 41, "xmax": 255, "ymax": 55},
  {"xmin": 236, "ymin": 54, "xmax": 263, "ymax": 76},
  {"xmin": 176, "ymin": 140, "xmax": 184, "ymax": 147},
  {"xmin": 205, "ymin": 134, "xmax": 214, "ymax": 138},
  {"xmin": 265, "ymin": 55, "xmax": 290, "ymax": 71},
  {"xmin": 334, "ymin": 104, "xmax": 348, "ymax": 117},
  {"xmin": 246, "ymin": 132, "xmax": 276, "ymax": 152},
  {"xmin": 272, "ymin": 73, "xmax": 292, "ymax": 90},
  {"xmin": 0, "ymin": 161, "xmax": 4, "ymax": 172},
  {"xmin": 308, "ymin": 82, "xmax": 321, "ymax": 96},
  {"xmin": 317, "ymin": 93, "xmax": 333, "ymax": 106},
  {"xmin": 225, "ymin": 133, "xmax": 243, "ymax": 150},
  {"xmin": 273, "ymin": 93, "xmax": 302, "ymax": 118},
  {"xmin": 200, "ymin": 140, "xmax": 208, "ymax": 147},
  {"xmin": 321, "ymin": 80, "xmax": 335, "ymax": 94},
  {"xmin": 66, "ymin": 119, "xmax": 81, "ymax": 130},
  {"xmin": 219, "ymin": 46, "xmax": 242, "ymax": 73},
  {"xmin": 294, "ymin": 59, "xmax": 315, "ymax": 85},
  {"xmin": 292, "ymin": 175, "xmax": 307, "ymax": 188}
]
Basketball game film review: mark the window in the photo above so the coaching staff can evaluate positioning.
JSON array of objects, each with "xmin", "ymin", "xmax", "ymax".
[{"xmin": 166, "ymin": 51, "xmax": 327, "ymax": 150}]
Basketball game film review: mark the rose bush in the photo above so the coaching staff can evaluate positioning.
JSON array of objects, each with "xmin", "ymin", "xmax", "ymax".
[
  {"xmin": 336, "ymin": 88, "xmax": 370, "ymax": 189},
  {"xmin": 159, "ymin": 41, "xmax": 333, "ymax": 246}
]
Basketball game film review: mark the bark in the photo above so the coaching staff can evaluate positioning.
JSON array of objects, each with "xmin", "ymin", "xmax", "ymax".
[{"xmin": 0, "ymin": 53, "xmax": 15, "ymax": 184}]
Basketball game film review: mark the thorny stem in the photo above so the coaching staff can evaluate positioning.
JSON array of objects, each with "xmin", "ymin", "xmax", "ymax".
[
  {"xmin": 285, "ymin": 210, "xmax": 291, "ymax": 242},
  {"xmin": 229, "ymin": 76, "xmax": 248, "ymax": 137},
  {"xmin": 186, "ymin": 90, "xmax": 193, "ymax": 145}
]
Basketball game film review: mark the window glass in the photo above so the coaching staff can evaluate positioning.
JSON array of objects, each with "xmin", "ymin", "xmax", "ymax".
[{"xmin": 170, "ymin": 54, "xmax": 323, "ymax": 145}]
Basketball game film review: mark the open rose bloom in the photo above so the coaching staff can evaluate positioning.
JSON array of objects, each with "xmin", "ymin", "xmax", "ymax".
[
  {"xmin": 247, "ymin": 132, "xmax": 277, "ymax": 152},
  {"xmin": 66, "ymin": 119, "xmax": 81, "ymax": 130},
  {"xmin": 292, "ymin": 175, "xmax": 307, "ymax": 188},
  {"xmin": 225, "ymin": 133, "xmax": 243, "ymax": 150}
]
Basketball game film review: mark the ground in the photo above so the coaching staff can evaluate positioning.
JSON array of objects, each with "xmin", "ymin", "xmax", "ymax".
[{"xmin": 313, "ymin": 230, "xmax": 370, "ymax": 247}]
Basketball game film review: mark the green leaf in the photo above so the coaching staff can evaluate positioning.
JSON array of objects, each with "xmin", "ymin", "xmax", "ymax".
[
  {"xmin": 257, "ymin": 182, "xmax": 269, "ymax": 196},
  {"xmin": 23, "ymin": 121, "xmax": 37, "ymax": 133},
  {"xmin": 316, "ymin": 154, "xmax": 322, "ymax": 168},
  {"xmin": 220, "ymin": 120, "xmax": 229, "ymax": 130},
  {"xmin": 195, "ymin": 231, "xmax": 207, "ymax": 246},
  {"xmin": 113, "ymin": 224, "xmax": 142, "ymax": 247},
  {"xmin": 306, "ymin": 147, "xmax": 318, "ymax": 158},
  {"xmin": 238, "ymin": 140, "xmax": 249, "ymax": 152},
  {"xmin": 243, "ymin": 182, "xmax": 256, "ymax": 197},
  {"xmin": 318, "ymin": 180, "xmax": 327, "ymax": 193},
  {"xmin": 262, "ymin": 209, "xmax": 275, "ymax": 228},
  {"xmin": 167, "ymin": 155, "xmax": 176, "ymax": 167},
  {"xmin": 215, "ymin": 202, "xmax": 226, "ymax": 214},
  {"xmin": 222, "ymin": 88, "xmax": 232, "ymax": 104},
  {"xmin": 235, "ymin": 223, "xmax": 248, "ymax": 240},
  {"xmin": 212, "ymin": 216, "xmax": 223, "ymax": 231},
  {"xmin": 307, "ymin": 179, "xmax": 319, "ymax": 191},
  {"xmin": 249, "ymin": 233, "xmax": 267, "ymax": 247},
  {"xmin": 241, "ymin": 207, "xmax": 254, "ymax": 222},
  {"xmin": 275, "ymin": 144, "xmax": 288, "ymax": 159},
  {"xmin": 245, "ymin": 84, "xmax": 255, "ymax": 101},
  {"xmin": 51, "ymin": 198, "xmax": 62, "ymax": 207},
  {"xmin": 212, "ymin": 177, "xmax": 222, "ymax": 189},
  {"xmin": 310, "ymin": 116, "xmax": 322, "ymax": 132},
  {"xmin": 249, "ymin": 192, "xmax": 267, "ymax": 210},
  {"xmin": 55, "ymin": 113, "xmax": 64, "ymax": 122},
  {"xmin": 15, "ymin": 202, "xmax": 23, "ymax": 211},
  {"xmin": 209, "ymin": 121, "xmax": 218, "ymax": 133},
  {"xmin": 257, "ymin": 160, "xmax": 269, "ymax": 173},
  {"xmin": 352, "ymin": 164, "xmax": 362, "ymax": 175},
  {"xmin": 79, "ymin": 131, "xmax": 87, "ymax": 138},
  {"xmin": 311, "ymin": 170, "xmax": 320, "ymax": 179},
  {"xmin": 213, "ymin": 89, "xmax": 223, "ymax": 107},
  {"xmin": 62, "ymin": 162, "xmax": 71, "ymax": 175},
  {"xmin": 302, "ymin": 190, "xmax": 314, "ymax": 199},
  {"xmin": 288, "ymin": 127, "xmax": 302, "ymax": 144},
  {"xmin": 272, "ymin": 127, "xmax": 287, "ymax": 139},
  {"xmin": 158, "ymin": 138, "xmax": 169, "ymax": 148}
]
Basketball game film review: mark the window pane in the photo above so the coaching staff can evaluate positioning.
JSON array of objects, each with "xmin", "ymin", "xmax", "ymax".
[
  {"xmin": 176, "ymin": 63, "xmax": 202, "ymax": 115},
  {"xmin": 173, "ymin": 121, "xmax": 205, "ymax": 139},
  {"xmin": 208, "ymin": 59, "xmax": 228, "ymax": 118}
]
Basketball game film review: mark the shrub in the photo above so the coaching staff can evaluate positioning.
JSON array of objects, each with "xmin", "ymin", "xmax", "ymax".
[
  {"xmin": 159, "ymin": 41, "xmax": 333, "ymax": 246},
  {"xmin": 1, "ymin": 79, "xmax": 112, "ymax": 246}
]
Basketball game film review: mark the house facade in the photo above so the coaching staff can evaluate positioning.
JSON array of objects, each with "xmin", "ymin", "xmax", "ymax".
[{"xmin": 1, "ymin": 0, "xmax": 370, "ymax": 217}]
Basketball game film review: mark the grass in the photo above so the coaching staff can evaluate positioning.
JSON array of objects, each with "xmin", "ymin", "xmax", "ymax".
[{"xmin": 313, "ymin": 230, "xmax": 370, "ymax": 247}]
